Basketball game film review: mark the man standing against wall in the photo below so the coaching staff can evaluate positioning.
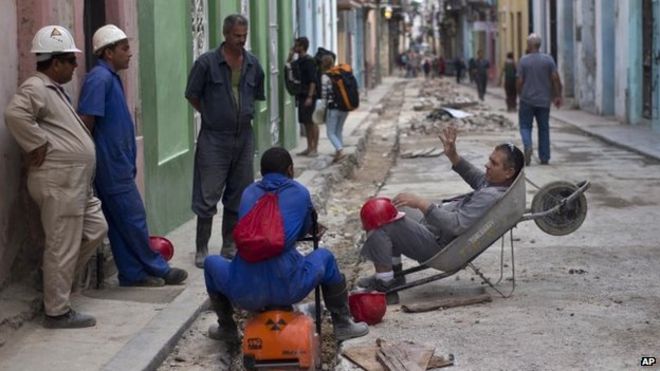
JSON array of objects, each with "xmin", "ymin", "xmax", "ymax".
[
  {"xmin": 185, "ymin": 14, "xmax": 265, "ymax": 267},
  {"xmin": 78, "ymin": 25, "xmax": 188, "ymax": 287},
  {"xmin": 5, "ymin": 25, "xmax": 108, "ymax": 328},
  {"xmin": 287, "ymin": 37, "xmax": 318, "ymax": 157},
  {"xmin": 517, "ymin": 33, "xmax": 562, "ymax": 165}
]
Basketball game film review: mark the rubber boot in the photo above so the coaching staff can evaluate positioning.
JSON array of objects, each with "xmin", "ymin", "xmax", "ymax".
[
  {"xmin": 208, "ymin": 293, "xmax": 240, "ymax": 349},
  {"xmin": 322, "ymin": 276, "xmax": 369, "ymax": 341},
  {"xmin": 220, "ymin": 210, "xmax": 238, "ymax": 259},
  {"xmin": 195, "ymin": 217, "xmax": 213, "ymax": 268}
]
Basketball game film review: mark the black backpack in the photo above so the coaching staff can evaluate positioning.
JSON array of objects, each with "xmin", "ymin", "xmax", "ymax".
[
  {"xmin": 284, "ymin": 55, "xmax": 312, "ymax": 96},
  {"xmin": 326, "ymin": 64, "xmax": 360, "ymax": 112}
]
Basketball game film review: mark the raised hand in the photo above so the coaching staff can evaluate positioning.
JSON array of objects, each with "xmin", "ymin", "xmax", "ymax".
[{"xmin": 438, "ymin": 126, "xmax": 460, "ymax": 165}]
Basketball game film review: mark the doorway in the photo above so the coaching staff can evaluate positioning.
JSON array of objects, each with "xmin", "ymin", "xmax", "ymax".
[{"xmin": 83, "ymin": 0, "xmax": 105, "ymax": 71}]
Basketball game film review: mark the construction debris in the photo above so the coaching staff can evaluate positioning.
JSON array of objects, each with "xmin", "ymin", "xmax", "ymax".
[
  {"xmin": 342, "ymin": 338, "xmax": 454, "ymax": 370},
  {"xmin": 401, "ymin": 293, "xmax": 492, "ymax": 313}
]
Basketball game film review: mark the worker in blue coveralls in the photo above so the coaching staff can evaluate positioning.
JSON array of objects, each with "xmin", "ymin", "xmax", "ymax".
[
  {"xmin": 78, "ymin": 25, "xmax": 188, "ymax": 287},
  {"xmin": 203, "ymin": 147, "xmax": 368, "ymax": 348},
  {"xmin": 185, "ymin": 14, "xmax": 266, "ymax": 268}
]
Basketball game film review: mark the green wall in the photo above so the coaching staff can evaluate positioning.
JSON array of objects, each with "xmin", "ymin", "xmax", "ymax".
[
  {"xmin": 138, "ymin": 0, "xmax": 194, "ymax": 234},
  {"xmin": 278, "ymin": 1, "xmax": 297, "ymax": 149},
  {"xmin": 249, "ymin": 0, "xmax": 271, "ymax": 160}
]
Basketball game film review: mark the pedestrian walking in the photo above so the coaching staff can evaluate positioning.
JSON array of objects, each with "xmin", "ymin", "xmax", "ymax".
[
  {"xmin": 499, "ymin": 52, "xmax": 517, "ymax": 111},
  {"xmin": 423, "ymin": 59, "xmax": 431, "ymax": 79},
  {"xmin": 185, "ymin": 14, "xmax": 266, "ymax": 266},
  {"xmin": 319, "ymin": 54, "xmax": 348, "ymax": 163},
  {"xmin": 517, "ymin": 33, "xmax": 563, "ymax": 165},
  {"xmin": 78, "ymin": 25, "xmax": 188, "ymax": 287},
  {"xmin": 454, "ymin": 57, "xmax": 465, "ymax": 84},
  {"xmin": 474, "ymin": 50, "xmax": 490, "ymax": 101},
  {"xmin": 287, "ymin": 37, "xmax": 319, "ymax": 157},
  {"xmin": 4, "ymin": 25, "xmax": 108, "ymax": 328}
]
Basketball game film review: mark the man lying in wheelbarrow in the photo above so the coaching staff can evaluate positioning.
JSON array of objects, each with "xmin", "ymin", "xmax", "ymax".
[
  {"xmin": 357, "ymin": 126, "xmax": 525, "ymax": 294},
  {"xmin": 203, "ymin": 147, "xmax": 368, "ymax": 350}
]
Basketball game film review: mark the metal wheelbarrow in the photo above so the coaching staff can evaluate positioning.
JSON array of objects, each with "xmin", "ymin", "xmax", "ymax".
[{"xmin": 387, "ymin": 170, "xmax": 591, "ymax": 302}]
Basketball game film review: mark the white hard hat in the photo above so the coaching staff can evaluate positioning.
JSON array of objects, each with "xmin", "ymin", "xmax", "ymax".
[
  {"xmin": 93, "ymin": 24, "xmax": 128, "ymax": 54},
  {"xmin": 31, "ymin": 25, "xmax": 81, "ymax": 57}
]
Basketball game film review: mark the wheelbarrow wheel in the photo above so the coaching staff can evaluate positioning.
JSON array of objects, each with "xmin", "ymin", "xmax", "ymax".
[{"xmin": 531, "ymin": 181, "xmax": 588, "ymax": 236}]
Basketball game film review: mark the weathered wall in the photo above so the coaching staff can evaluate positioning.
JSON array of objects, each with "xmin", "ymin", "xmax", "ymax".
[
  {"xmin": 613, "ymin": 0, "xmax": 630, "ymax": 122},
  {"xmin": 595, "ymin": 0, "xmax": 615, "ymax": 115},
  {"xmin": 557, "ymin": 0, "xmax": 574, "ymax": 99},
  {"xmin": 575, "ymin": 0, "xmax": 596, "ymax": 113},
  {"xmin": 0, "ymin": 0, "xmax": 21, "ymax": 288}
]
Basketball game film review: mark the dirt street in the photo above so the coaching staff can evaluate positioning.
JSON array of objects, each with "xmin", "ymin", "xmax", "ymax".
[{"xmin": 159, "ymin": 78, "xmax": 660, "ymax": 370}]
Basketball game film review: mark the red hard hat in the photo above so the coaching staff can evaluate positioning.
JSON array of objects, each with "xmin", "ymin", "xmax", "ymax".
[
  {"xmin": 360, "ymin": 197, "xmax": 405, "ymax": 231},
  {"xmin": 149, "ymin": 236, "xmax": 174, "ymax": 261},
  {"xmin": 349, "ymin": 291, "xmax": 387, "ymax": 325}
]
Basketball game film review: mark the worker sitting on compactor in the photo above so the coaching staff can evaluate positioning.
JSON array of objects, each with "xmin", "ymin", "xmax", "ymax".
[
  {"xmin": 203, "ymin": 147, "xmax": 368, "ymax": 348},
  {"xmin": 357, "ymin": 126, "xmax": 525, "ymax": 292}
]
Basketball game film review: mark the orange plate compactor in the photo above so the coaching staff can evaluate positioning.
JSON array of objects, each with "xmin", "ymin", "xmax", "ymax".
[
  {"xmin": 242, "ymin": 309, "xmax": 320, "ymax": 370},
  {"xmin": 241, "ymin": 210, "xmax": 323, "ymax": 370}
]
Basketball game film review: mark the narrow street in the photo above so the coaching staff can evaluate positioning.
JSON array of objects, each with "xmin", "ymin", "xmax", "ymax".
[{"xmin": 160, "ymin": 78, "xmax": 660, "ymax": 370}]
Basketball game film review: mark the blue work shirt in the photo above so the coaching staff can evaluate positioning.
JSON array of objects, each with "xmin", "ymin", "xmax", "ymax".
[
  {"xmin": 185, "ymin": 43, "xmax": 266, "ymax": 134},
  {"xmin": 78, "ymin": 60, "xmax": 136, "ymax": 195},
  {"xmin": 225, "ymin": 173, "xmax": 317, "ymax": 310}
]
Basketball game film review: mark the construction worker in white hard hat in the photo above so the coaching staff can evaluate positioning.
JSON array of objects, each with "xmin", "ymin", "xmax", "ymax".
[
  {"xmin": 78, "ymin": 25, "xmax": 188, "ymax": 287},
  {"xmin": 4, "ymin": 25, "xmax": 108, "ymax": 329}
]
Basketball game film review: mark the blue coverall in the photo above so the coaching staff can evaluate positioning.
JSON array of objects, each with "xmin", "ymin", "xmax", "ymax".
[
  {"xmin": 204, "ymin": 173, "xmax": 343, "ymax": 311},
  {"xmin": 78, "ymin": 60, "xmax": 170, "ymax": 286}
]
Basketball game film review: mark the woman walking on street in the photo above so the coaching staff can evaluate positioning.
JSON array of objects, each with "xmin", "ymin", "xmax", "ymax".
[{"xmin": 320, "ymin": 54, "xmax": 348, "ymax": 163}]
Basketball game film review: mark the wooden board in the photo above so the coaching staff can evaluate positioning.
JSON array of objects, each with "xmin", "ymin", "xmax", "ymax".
[{"xmin": 401, "ymin": 293, "xmax": 492, "ymax": 313}]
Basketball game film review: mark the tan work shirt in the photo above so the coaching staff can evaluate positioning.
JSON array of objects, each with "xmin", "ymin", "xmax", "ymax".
[{"xmin": 5, "ymin": 72, "xmax": 95, "ymax": 169}]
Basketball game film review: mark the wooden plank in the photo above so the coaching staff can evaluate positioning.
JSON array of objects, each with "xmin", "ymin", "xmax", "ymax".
[
  {"xmin": 376, "ymin": 339, "xmax": 433, "ymax": 371},
  {"xmin": 342, "ymin": 345, "xmax": 384, "ymax": 371},
  {"xmin": 401, "ymin": 293, "xmax": 492, "ymax": 313}
]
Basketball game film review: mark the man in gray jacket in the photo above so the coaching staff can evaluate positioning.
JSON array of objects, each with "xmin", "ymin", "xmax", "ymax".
[{"xmin": 357, "ymin": 126, "xmax": 524, "ymax": 291}]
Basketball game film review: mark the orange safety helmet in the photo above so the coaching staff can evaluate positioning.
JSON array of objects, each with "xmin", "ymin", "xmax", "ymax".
[
  {"xmin": 149, "ymin": 236, "xmax": 174, "ymax": 261},
  {"xmin": 360, "ymin": 197, "xmax": 405, "ymax": 231},
  {"xmin": 348, "ymin": 291, "xmax": 387, "ymax": 325}
]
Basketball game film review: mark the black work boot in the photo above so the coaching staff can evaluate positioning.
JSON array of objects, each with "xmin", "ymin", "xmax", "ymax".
[
  {"xmin": 195, "ymin": 217, "xmax": 213, "ymax": 268},
  {"xmin": 322, "ymin": 275, "xmax": 369, "ymax": 341},
  {"xmin": 220, "ymin": 210, "xmax": 238, "ymax": 259},
  {"xmin": 43, "ymin": 309, "xmax": 96, "ymax": 329},
  {"xmin": 208, "ymin": 293, "xmax": 240, "ymax": 349}
]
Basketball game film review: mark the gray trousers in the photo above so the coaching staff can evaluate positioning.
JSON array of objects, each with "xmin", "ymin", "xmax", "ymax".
[
  {"xmin": 192, "ymin": 127, "xmax": 255, "ymax": 218},
  {"xmin": 361, "ymin": 206, "xmax": 445, "ymax": 267}
]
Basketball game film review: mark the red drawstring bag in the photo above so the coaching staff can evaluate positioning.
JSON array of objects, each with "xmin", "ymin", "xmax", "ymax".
[{"xmin": 233, "ymin": 192, "xmax": 285, "ymax": 262}]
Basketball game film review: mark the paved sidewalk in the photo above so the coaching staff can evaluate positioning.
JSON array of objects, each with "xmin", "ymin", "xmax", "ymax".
[
  {"xmin": 481, "ymin": 83, "xmax": 660, "ymax": 162},
  {"xmin": 0, "ymin": 77, "xmax": 402, "ymax": 371}
]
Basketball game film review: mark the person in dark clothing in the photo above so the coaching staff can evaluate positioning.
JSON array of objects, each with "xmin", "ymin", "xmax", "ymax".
[
  {"xmin": 423, "ymin": 59, "xmax": 431, "ymax": 79},
  {"xmin": 287, "ymin": 37, "xmax": 319, "ymax": 157},
  {"xmin": 474, "ymin": 50, "xmax": 490, "ymax": 101},
  {"xmin": 500, "ymin": 51, "xmax": 517, "ymax": 111},
  {"xmin": 454, "ymin": 57, "xmax": 466, "ymax": 84},
  {"xmin": 185, "ymin": 14, "xmax": 266, "ymax": 266}
]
